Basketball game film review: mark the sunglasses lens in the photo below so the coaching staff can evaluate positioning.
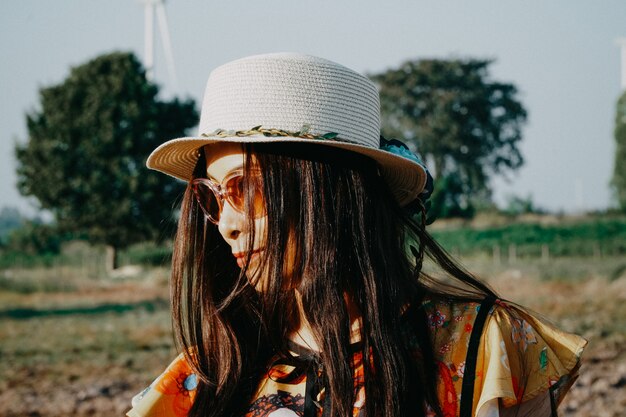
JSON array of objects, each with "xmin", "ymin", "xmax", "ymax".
[
  {"xmin": 225, "ymin": 174, "xmax": 245, "ymax": 211},
  {"xmin": 193, "ymin": 181, "xmax": 221, "ymax": 223},
  {"xmin": 225, "ymin": 174, "xmax": 265, "ymax": 217},
  {"xmin": 192, "ymin": 173, "xmax": 265, "ymax": 224}
]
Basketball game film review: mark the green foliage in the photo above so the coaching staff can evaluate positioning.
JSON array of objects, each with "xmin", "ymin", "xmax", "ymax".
[
  {"xmin": 0, "ymin": 221, "xmax": 81, "ymax": 269},
  {"xmin": 430, "ymin": 217, "xmax": 626, "ymax": 257},
  {"xmin": 0, "ymin": 238, "xmax": 169, "ymax": 270},
  {"xmin": 611, "ymin": 91, "xmax": 626, "ymax": 211},
  {"xmin": 15, "ymin": 52, "xmax": 198, "ymax": 252},
  {"xmin": 4, "ymin": 221, "xmax": 76, "ymax": 256},
  {"xmin": 429, "ymin": 175, "xmax": 475, "ymax": 218},
  {"xmin": 502, "ymin": 193, "xmax": 544, "ymax": 216},
  {"xmin": 118, "ymin": 241, "xmax": 172, "ymax": 266},
  {"xmin": 0, "ymin": 207, "xmax": 23, "ymax": 245},
  {"xmin": 371, "ymin": 59, "xmax": 527, "ymax": 219}
]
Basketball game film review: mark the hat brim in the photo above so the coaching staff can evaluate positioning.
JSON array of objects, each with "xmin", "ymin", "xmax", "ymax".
[{"xmin": 147, "ymin": 135, "xmax": 427, "ymax": 207}]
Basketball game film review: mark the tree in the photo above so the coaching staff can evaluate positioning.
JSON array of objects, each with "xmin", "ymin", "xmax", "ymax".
[
  {"xmin": 0, "ymin": 206, "xmax": 23, "ymax": 245},
  {"xmin": 371, "ymin": 59, "xmax": 527, "ymax": 219},
  {"xmin": 15, "ymin": 52, "xmax": 198, "ymax": 269},
  {"xmin": 502, "ymin": 193, "xmax": 545, "ymax": 216},
  {"xmin": 610, "ymin": 91, "xmax": 626, "ymax": 211},
  {"xmin": 5, "ymin": 221, "xmax": 70, "ymax": 256}
]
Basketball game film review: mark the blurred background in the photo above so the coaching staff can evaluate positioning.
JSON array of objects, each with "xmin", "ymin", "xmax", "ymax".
[{"xmin": 1, "ymin": 1, "xmax": 625, "ymax": 416}]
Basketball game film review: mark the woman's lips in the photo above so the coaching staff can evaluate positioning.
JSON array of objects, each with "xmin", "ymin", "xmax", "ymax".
[{"xmin": 233, "ymin": 249, "xmax": 263, "ymax": 268}]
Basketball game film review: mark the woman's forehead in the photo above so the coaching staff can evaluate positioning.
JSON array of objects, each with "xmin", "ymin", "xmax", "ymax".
[{"xmin": 204, "ymin": 143, "xmax": 245, "ymax": 181}]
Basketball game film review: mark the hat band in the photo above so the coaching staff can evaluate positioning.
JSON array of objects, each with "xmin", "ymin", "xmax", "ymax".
[{"xmin": 200, "ymin": 125, "xmax": 357, "ymax": 144}]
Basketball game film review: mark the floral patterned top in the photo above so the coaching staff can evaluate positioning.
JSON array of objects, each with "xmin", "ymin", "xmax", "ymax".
[{"xmin": 126, "ymin": 297, "xmax": 586, "ymax": 417}]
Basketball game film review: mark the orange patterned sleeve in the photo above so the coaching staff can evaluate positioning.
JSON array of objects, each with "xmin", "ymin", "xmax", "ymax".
[{"xmin": 127, "ymin": 354, "xmax": 198, "ymax": 417}]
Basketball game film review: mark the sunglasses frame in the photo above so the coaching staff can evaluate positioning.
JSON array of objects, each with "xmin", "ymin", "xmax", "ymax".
[{"xmin": 191, "ymin": 169, "xmax": 263, "ymax": 225}]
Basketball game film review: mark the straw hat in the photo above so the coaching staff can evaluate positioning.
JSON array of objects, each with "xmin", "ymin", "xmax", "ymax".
[{"xmin": 147, "ymin": 52, "xmax": 430, "ymax": 206}]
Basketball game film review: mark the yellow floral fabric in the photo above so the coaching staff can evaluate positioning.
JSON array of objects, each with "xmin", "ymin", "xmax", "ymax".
[
  {"xmin": 127, "ymin": 297, "xmax": 586, "ymax": 417},
  {"xmin": 421, "ymin": 297, "xmax": 586, "ymax": 417},
  {"xmin": 473, "ymin": 300, "xmax": 586, "ymax": 416}
]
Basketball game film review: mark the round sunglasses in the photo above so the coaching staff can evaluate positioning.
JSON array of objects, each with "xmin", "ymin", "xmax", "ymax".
[{"xmin": 191, "ymin": 170, "xmax": 265, "ymax": 225}]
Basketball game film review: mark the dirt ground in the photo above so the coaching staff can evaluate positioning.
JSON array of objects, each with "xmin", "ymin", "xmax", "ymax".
[
  {"xmin": 479, "ymin": 266, "xmax": 626, "ymax": 417},
  {"xmin": 0, "ymin": 258, "xmax": 624, "ymax": 417}
]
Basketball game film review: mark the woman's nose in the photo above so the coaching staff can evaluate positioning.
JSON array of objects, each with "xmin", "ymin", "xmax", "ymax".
[{"xmin": 217, "ymin": 200, "xmax": 243, "ymax": 241}]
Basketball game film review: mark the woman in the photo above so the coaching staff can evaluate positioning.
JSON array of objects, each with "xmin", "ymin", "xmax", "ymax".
[{"xmin": 127, "ymin": 53, "xmax": 586, "ymax": 417}]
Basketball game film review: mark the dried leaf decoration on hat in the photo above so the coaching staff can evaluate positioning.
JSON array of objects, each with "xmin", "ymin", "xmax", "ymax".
[{"xmin": 201, "ymin": 125, "xmax": 343, "ymax": 142}]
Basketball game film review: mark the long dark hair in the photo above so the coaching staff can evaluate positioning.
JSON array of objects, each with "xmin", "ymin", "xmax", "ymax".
[{"xmin": 171, "ymin": 142, "xmax": 497, "ymax": 417}]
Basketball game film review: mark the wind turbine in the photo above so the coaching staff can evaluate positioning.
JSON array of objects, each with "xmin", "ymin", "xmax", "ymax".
[
  {"xmin": 616, "ymin": 38, "xmax": 626, "ymax": 90},
  {"xmin": 141, "ymin": 0, "xmax": 178, "ymax": 90}
]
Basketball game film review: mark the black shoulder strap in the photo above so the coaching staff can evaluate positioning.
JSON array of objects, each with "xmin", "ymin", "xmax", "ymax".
[{"xmin": 459, "ymin": 295, "xmax": 497, "ymax": 417}]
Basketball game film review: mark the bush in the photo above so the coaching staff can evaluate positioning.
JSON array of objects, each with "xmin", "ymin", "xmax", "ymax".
[
  {"xmin": 4, "ymin": 221, "xmax": 75, "ymax": 256},
  {"xmin": 430, "ymin": 217, "xmax": 626, "ymax": 258},
  {"xmin": 119, "ymin": 241, "xmax": 172, "ymax": 267}
]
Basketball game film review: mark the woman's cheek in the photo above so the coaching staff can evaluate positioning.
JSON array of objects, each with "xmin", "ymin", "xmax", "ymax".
[
  {"xmin": 253, "ymin": 215, "xmax": 268, "ymax": 250},
  {"xmin": 244, "ymin": 215, "xmax": 269, "ymax": 291}
]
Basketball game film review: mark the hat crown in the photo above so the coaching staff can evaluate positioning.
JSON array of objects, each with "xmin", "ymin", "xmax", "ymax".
[
  {"xmin": 146, "ymin": 53, "xmax": 428, "ymax": 207},
  {"xmin": 198, "ymin": 53, "xmax": 381, "ymax": 148}
]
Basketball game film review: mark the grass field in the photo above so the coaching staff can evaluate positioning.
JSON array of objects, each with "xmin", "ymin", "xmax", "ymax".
[{"xmin": 0, "ymin": 255, "xmax": 624, "ymax": 416}]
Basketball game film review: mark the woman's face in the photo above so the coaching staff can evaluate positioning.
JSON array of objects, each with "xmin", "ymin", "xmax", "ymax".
[{"xmin": 204, "ymin": 144, "xmax": 268, "ymax": 287}]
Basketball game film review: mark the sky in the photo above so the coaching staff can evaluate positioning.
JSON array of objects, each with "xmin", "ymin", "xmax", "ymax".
[{"xmin": 1, "ymin": 0, "xmax": 625, "ymax": 217}]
